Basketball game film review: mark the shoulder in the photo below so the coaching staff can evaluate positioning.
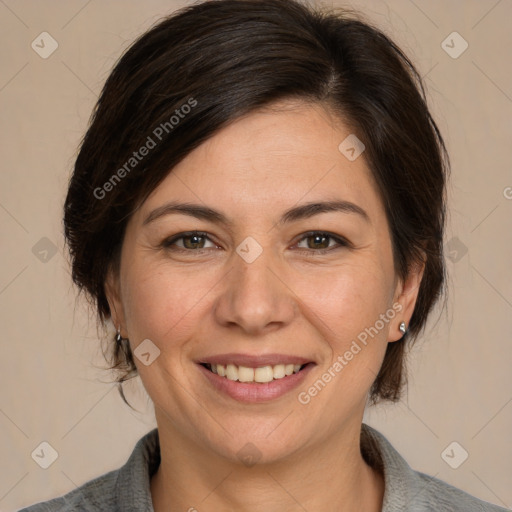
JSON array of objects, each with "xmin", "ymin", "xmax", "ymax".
[
  {"xmin": 18, "ymin": 428, "xmax": 160, "ymax": 512},
  {"xmin": 361, "ymin": 423, "xmax": 509, "ymax": 512},
  {"xmin": 412, "ymin": 470, "xmax": 509, "ymax": 512},
  {"xmin": 17, "ymin": 469, "xmax": 118, "ymax": 511}
]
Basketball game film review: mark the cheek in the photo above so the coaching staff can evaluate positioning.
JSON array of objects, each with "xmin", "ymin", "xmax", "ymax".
[
  {"xmin": 293, "ymin": 259, "xmax": 393, "ymax": 343},
  {"xmin": 296, "ymin": 261, "xmax": 394, "ymax": 399},
  {"xmin": 291, "ymin": 262, "xmax": 394, "ymax": 430},
  {"xmin": 295, "ymin": 265, "xmax": 393, "ymax": 411},
  {"xmin": 121, "ymin": 260, "xmax": 211, "ymax": 347}
]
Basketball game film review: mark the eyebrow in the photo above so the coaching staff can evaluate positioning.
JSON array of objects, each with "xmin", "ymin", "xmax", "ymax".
[{"xmin": 142, "ymin": 199, "xmax": 370, "ymax": 227}]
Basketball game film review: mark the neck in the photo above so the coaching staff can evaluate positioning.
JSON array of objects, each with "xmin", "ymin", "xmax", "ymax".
[{"xmin": 150, "ymin": 413, "xmax": 384, "ymax": 512}]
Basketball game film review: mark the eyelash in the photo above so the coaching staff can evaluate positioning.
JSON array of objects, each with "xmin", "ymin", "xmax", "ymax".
[{"xmin": 161, "ymin": 230, "xmax": 350, "ymax": 255}]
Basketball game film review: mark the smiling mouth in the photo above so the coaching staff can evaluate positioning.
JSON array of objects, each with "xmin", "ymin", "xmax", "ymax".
[{"xmin": 200, "ymin": 363, "xmax": 309, "ymax": 383}]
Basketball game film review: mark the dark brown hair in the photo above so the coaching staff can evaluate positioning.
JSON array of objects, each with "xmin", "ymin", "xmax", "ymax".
[{"xmin": 63, "ymin": 0, "xmax": 449, "ymax": 406}]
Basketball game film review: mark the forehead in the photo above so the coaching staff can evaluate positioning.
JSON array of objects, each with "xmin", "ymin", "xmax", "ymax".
[{"xmin": 136, "ymin": 100, "xmax": 384, "ymax": 227}]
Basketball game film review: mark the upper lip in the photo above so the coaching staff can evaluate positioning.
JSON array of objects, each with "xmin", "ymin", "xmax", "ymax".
[{"xmin": 197, "ymin": 353, "xmax": 315, "ymax": 367}]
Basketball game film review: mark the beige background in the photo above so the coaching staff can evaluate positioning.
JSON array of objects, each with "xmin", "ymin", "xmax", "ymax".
[{"xmin": 0, "ymin": 0, "xmax": 511, "ymax": 510}]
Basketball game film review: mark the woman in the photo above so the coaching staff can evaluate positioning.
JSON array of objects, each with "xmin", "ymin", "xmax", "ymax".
[{"xmin": 20, "ymin": 0, "xmax": 508, "ymax": 510}]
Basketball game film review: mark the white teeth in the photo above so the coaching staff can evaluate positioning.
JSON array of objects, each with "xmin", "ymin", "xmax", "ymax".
[
  {"xmin": 273, "ymin": 364, "xmax": 286, "ymax": 379},
  {"xmin": 238, "ymin": 366, "xmax": 254, "ymax": 382},
  {"xmin": 254, "ymin": 366, "xmax": 274, "ymax": 383},
  {"xmin": 207, "ymin": 362, "xmax": 305, "ymax": 383},
  {"xmin": 225, "ymin": 364, "xmax": 239, "ymax": 381}
]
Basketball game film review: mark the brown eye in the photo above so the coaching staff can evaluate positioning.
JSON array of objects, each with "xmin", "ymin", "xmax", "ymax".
[
  {"xmin": 181, "ymin": 233, "xmax": 207, "ymax": 249},
  {"xmin": 162, "ymin": 231, "xmax": 216, "ymax": 251},
  {"xmin": 295, "ymin": 231, "xmax": 349, "ymax": 253}
]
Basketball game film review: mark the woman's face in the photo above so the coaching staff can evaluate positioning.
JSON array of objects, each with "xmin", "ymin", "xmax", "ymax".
[{"xmin": 106, "ymin": 100, "xmax": 422, "ymax": 463}]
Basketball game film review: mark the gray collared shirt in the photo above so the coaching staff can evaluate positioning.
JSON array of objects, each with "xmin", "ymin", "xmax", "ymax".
[{"xmin": 19, "ymin": 424, "xmax": 509, "ymax": 511}]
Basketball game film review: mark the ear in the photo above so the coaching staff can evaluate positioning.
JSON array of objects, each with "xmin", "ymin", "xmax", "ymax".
[
  {"xmin": 104, "ymin": 266, "xmax": 126, "ymax": 336},
  {"xmin": 388, "ymin": 258, "xmax": 425, "ymax": 342}
]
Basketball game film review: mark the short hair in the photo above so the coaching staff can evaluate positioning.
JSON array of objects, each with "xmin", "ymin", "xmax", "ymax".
[{"xmin": 63, "ymin": 0, "xmax": 449, "ymax": 406}]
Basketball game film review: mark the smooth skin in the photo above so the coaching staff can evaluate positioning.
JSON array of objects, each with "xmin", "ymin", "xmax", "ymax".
[{"xmin": 106, "ymin": 99, "xmax": 424, "ymax": 512}]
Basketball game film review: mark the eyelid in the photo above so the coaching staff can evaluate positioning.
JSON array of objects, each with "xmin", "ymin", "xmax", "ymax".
[
  {"xmin": 161, "ymin": 230, "xmax": 350, "ymax": 253},
  {"xmin": 292, "ymin": 231, "xmax": 350, "ymax": 252},
  {"xmin": 161, "ymin": 231, "xmax": 217, "ymax": 250}
]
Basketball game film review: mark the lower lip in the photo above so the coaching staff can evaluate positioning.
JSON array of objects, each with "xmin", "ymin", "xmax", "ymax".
[{"xmin": 198, "ymin": 363, "xmax": 315, "ymax": 403}]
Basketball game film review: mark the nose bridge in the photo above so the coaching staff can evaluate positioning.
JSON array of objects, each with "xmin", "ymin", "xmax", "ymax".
[
  {"xmin": 214, "ymin": 238, "xmax": 295, "ymax": 334},
  {"xmin": 236, "ymin": 242, "xmax": 275, "ymax": 296}
]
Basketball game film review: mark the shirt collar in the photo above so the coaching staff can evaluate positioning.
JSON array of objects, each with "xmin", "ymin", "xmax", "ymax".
[
  {"xmin": 115, "ymin": 427, "xmax": 160, "ymax": 511},
  {"xmin": 114, "ymin": 423, "xmax": 422, "ymax": 511},
  {"xmin": 361, "ymin": 423, "xmax": 426, "ymax": 510}
]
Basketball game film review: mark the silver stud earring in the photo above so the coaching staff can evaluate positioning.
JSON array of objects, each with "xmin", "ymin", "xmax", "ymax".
[
  {"xmin": 399, "ymin": 321, "xmax": 407, "ymax": 335},
  {"xmin": 115, "ymin": 325, "xmax": 125, "ymax": 343}
]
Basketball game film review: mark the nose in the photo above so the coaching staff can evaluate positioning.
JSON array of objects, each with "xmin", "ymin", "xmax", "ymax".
[{"xmin": 213, "ymin": 243, "xmax": 297, "ymax": 336}]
